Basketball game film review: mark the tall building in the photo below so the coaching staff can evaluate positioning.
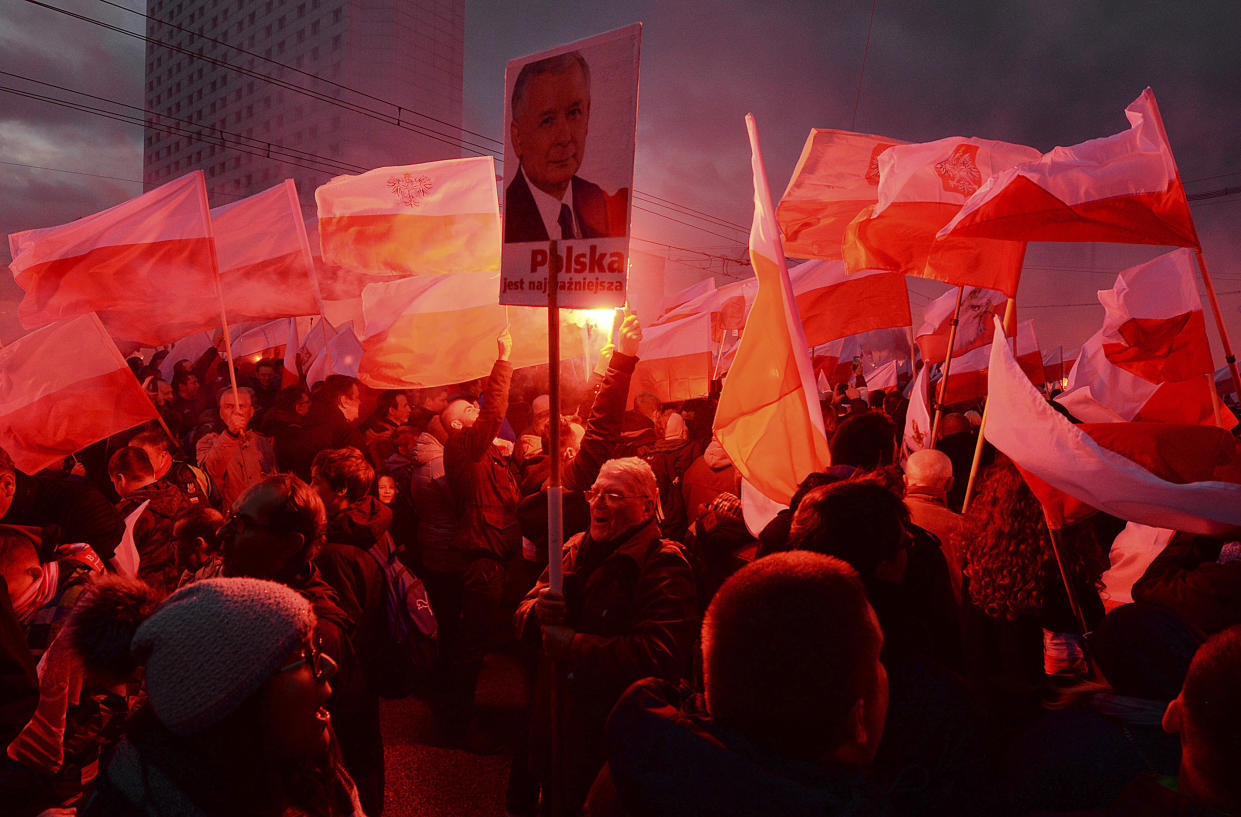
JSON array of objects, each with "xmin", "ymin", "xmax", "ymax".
[{"xmin": 142, "ymin": 0, "xmax": 464, "ymax": 214}]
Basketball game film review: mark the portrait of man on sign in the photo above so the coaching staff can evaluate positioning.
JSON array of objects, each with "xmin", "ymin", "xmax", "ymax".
[{"xmin": 504, "ymin": 51, "xmax": 629, "ymax": 243}]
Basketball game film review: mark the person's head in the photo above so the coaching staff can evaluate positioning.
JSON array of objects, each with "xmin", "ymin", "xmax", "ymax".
[
  {"xmin": 883, "ymin": 391, "xmax": 904, "ymax": 419},
  {"xmin": 419, "ymin": 387, "xmax": 450, "ymax": 414},
  {"xmin": 310, "ymin": 447, "xmax": 374, "ymax": 515},
  {"xmin": 586, "ymin": 457, "xmax": 659, "ymax": 543},
  {"xmin": 130, "ymin": 429, "xmax": 176, "ymax": 479},
  {"xmin": 703, "ymin": 551, "xmax": 887, "ymax": 766},
  {"xmin": 108, "ymin": 446, "xmax": 157, "ymax": 498},
  {"xmin": 254, "ymin": 359, "xmax": 278, "ymax": 389},
  {"xmin": 70, "ymin": 576, "xmax": 334, "ymax": 760},
  {"xmin": 0, "ymin": 525, "xmax": 44, "ymax": 618},
  {"xmin": 219, "ymin": 475, "xmax": 326, "ymax": 583},
  {"xmin": 218, "ymin": 387, "xmax": 256, "ymax": 434},
  {"xmin": 441, "ymin": 398, "xmax": 481, "ymax": 432},
  {"xmin": 392, "ymin": 426, "xmax": 419, "ymax": 456},
  {"xmin": 371, "ymin": 390, "xmax": 411, "ymax": 427},
  {"xmin": 0, "ymin": 448, "xmax": 16, "ymax": 519},
  {"xmin": 318, "ymin": 375, "xmax": 361, "ymax": 424},
  {"xmin": 172, "ymin": 370, "xmax": 200, "ymax": 400},
  {"xmin": 1163, "ymin": 626, "xmax": 1241, "ymax": 813},
  {"xmin": 541, "ymin": 416, "xmax": 586, "ymax": 462},
  {"xmin": 663, "ymin": 411, "xmax": 687, "ymax": 441},
  {"xmin": 274, "ymin": 385, "xmax": 312, "ymax": 417},
  {"xmin": 904, "ymin": 448, "xmax": 954, "ymax": 501},
  {"xmin": 510, "ymin": 51, "xmax": 591, "ymax": 199},
  {"xmin": 788, "ymin": 477, "xmax": 911, "ymax": 585},
  {"xmin": 633, "ymin": 392, "xmax": 661, "ymax": 421},
  {"xmin": 375, "ymin": 475, "xmax": 396, "ymax": 505},
  {"xmin": 143, "ymin": 376, "xmax": 173, "ymax": 408},
  {"xmin": 867, "ymin": 389, "xmax": 886, "ymax": 411},
  {"xmin": 171, "ymin": 506, "xmax": 225, "ymax": 575},
  {"xmin": 530, "ymin": 394, "xmax": 552, "ymax": 436},
  {"xmin": 831, "ymin": 411, "xmax": 897, "ymax": 470},
  {"xmin": 938, "ymin": 412, "xmax": 970, "ymax": 440}
]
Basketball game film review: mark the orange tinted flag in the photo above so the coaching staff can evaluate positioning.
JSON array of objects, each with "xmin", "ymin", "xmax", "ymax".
[
  {"xmin": 789, "ymin": 259, "xmax": 910, "ymax": 346},
  {"xmin": 0, "ymin": 314, "xmax": 158, "ymax": 474},
  {"xmin": 777, "ymin": 129, "xmax": 907, "ymax": 260},
  {"xmin": 210, "ymin": 180, "xmax": 321, "ymax": 322},
  {"xmin": 8, "ymin": 172, "xmax": 221, "ymax": 345},
  {"xmin": 715, "ymin": 115, "xmax": 831, "ymax": 506}
]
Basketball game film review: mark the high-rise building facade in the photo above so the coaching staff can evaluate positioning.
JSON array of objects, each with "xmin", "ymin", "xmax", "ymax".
[{"xmin": 142, "ymin": 0, "xmax": 464, "ymax": 214}]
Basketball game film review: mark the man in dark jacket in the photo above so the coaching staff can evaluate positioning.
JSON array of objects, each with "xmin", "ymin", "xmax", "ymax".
[
  {"xmin": 437, "ymin": 330, "xmax": 517, "ymax": 748},
  {"xmin": 275, "ymin": 375, "xmax": 368, "ymax": 480},
  {"xmin": 583, "ymin": 551, "xmax": 889, "ymax": 817},
  {"xmin": 218, "ymin": 474, "xmax": 382, "ymax": 816},
  {"xmin": 108, "ymin": 447, "xmax": 187, "ymax": 595},
  {"xmin": 517, "ymin": 456, "xmax": 698, "ymax": 813}
]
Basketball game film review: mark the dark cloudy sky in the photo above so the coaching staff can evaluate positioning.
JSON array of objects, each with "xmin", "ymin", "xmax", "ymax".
[{"xmin": 2, "ymin": 0, "xmax": 1239, "ymax": 357}]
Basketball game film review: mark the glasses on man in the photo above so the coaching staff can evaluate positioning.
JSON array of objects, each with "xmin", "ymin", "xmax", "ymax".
[
  {"xmin": 278, "ymin": 632, "xmax": 329, "ymax": 681},
  {"xmin": 584, "ymin": 487, "xmax": 642, "ymax": 504}
]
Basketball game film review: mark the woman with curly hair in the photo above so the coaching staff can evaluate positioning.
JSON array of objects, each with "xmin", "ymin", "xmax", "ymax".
[{"xmin": 957, "ymin": 454, "xmax": 1109, "ymax": 679}]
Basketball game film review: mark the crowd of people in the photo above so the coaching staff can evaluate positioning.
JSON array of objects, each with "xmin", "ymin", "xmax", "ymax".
[{"xmin": 2, "ymin": 313, "xmax": 1240, "ymax": 817}]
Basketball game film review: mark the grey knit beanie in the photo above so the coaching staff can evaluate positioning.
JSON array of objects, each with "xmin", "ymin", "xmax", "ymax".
[{"xmin": 131, "ymin": 577, "xmax": 316, "ymax": 735}]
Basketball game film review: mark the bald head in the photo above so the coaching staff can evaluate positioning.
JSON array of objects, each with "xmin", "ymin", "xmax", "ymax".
[
  {"xmin": 938, "ymin": 413, "xmax": 970, "ymax": 439},
  {"xmin": 905, "ymin": 449, "xmax": 954, "ymax": 496}
]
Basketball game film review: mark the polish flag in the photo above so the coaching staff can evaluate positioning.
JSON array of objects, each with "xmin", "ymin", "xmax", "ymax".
[
  {"xmin": 302, "ymin": 320, "xmax": 364, "ymax": 387},
  {"xmin": 983, "ymin": 315, "xmax": 1241, "ymax": 535},
  {"xmin": 777, "ymin": 129, "xmax": 908, "ymax": 260},
  {"xmin": 357, "ymin": 272, "xmax": 586, "ymax": 389},
  {"xmin": 715, "ymin": 115, "xmax": 831, "ymax": 508},
  {"xmin": 1055, "ymin": 249, "xmax": 1229, "ymax": 427},
  {"xmin": 863, "ymin": 359, "xmax": 901, "ymax": 392},
  {"xmin": 941, "ymin": 319, "xmax": 1043, "ymax": 405},
  {"xmin": 228, "ymin": 318, "xmax": 300, "ymax": 385},
  {"xmin": 627, "ymin": 313, "xmax": 714, "ymax": 405},
  {"xmin": 902, "ymin": 364, "xmax": 933, "ymax": 460},
  {"xmin": 654, "ymin": 277, "xmax": 755, "ymax": 328},
  {"xmin": 914, "ymin": 286, "xmax": 1007, "ymax": 364},
  {"xmin": 1043, "ymin": 349, "xmax": 1068, "ymax": 388},
  {"xmin": 316, "ymin": 156, "xmax": 501, "ymax": 277},
  {"xmin": 941, "ymin": 89, "xmax": 1199, "ymax": 249},
  {"xmin": 659, "ymin": 277, "xmax": 716, "ymax": 317},
  {"xmin": 210, "ymin": 180, "xmax": 321, "ymax": 322},
  {"xmin": 0, "ymin": 314, "xmax": 158, "ymax": 474},
  {"xmin": 8, "ymin": 172, "xmax": 221, "ymax": 345},
  {"xmin": 844, "ymin": 137, "xmax": 1040, "ymax": 295},
  {"xmin": 789, "ymin": 259, "xmax": 911, "ymax": 347}
]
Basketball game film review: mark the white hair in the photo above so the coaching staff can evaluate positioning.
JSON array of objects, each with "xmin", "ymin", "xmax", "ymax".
[
  {"xmin": 904, "ymin": 448, "xmax": 954, "ymax": 490},
  {"xmin": 598, "ymin": 456, "xmax": 661, "ymax": 516}
]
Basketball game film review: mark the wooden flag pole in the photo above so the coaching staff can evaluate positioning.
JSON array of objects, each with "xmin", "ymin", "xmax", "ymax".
[
  {"xmin": 930, "ymin": 286, "xmax": 966, "ymax": 445},
  {"xmin": 961, "ymin": 297, "xmax": 1016, "ymax": 514},
  {"xmin": 1194, "ymin": 248, "xmax": 1240, "ymax": 405},
  {"xmin": 905, "ymin": 324, "xmax": 918, "ymax": 391},
  {"xmin": 1044, "ymin": 514, "xmax": 1090, "ymax": 637},
  {"xmin": 544, "ymin": 239, "xmax": 566, "ymax": 817}
]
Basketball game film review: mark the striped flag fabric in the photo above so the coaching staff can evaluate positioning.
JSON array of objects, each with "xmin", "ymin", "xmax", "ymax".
[
  {"xmin": 777, "ymin": 129, "xmax": 908, "ymax": 260},
  {"xmin": 8, "ymin": 171, "xmax": 221, "ymax": 345},
  {"xmin": 940, "ymin": 88, "xmax": 1199, "ymax": 249},
  {"xmin": 627, "ymin": 313, "xmax": 714, "ymax": 405},
  {"xmin": 316, "ymin": 156, "xmax": 501, "ymax": 278},
  {"xmin": 941, "ymin": 319, "xmax": 1043, "ymax": 405},
  {"xmin": 914, "ymin": 286, "xmax": 1007, "ymax": 364},
  {"xmin": 902, "ymin": 364, "xmax": 933, "ymax": 460},
  {"xmin": 789, "ymin": 259, "xmax": 911, "ymax": 347},
  {"xmin": 1055, "ymin": 249, "xmax": 1228, "ymax": 427},
  {"xmin": 983, "ymin": 315, "xmax": 1241, "ymax": 535},
  {"xmin": 303, "ymin": 320, "xmax": 364, "ymax": 387},
  {"xmin": 844, "ymin": 136, "xmax": 1040, "ymax": 296},
  {"xmin": 715, "ymin": 115, "xmax": 831, "ymax": 507},
  {"xmin": 210, "ymin": 180, "xmax": 321, "ymax": 322},
  {"xmin": 0, "ymin": 314, "xmax": 159, "ymax": 474}
]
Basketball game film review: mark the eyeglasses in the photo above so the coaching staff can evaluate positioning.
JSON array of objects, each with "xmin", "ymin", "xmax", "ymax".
[
  {"xmin": 278, "ymin": 633, "xmax": 329, "ymax": 681},
  {"xmin": 584, "ymin": 487, "xmax": 643, "ymax": 504}
]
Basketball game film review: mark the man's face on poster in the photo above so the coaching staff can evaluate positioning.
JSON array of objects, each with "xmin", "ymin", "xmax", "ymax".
[{"xmin": 511, "ymin": 63, "xmax": 590, "ymax": 200}]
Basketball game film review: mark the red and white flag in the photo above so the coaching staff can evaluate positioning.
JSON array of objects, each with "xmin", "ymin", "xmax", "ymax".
[
  {"xmin": 844, "ymin": 136, "xmax": 1039, "ymax": 295},
  {"xmin": 210, "ymin": 180, "xmax": 321, "ymax": 322},
  {"xmin": 659, "ymin": 277, "xmax": 716, "ymax": 318},
  {"xmin": 789, "ymin": 259, "xmax": 910, "ymax": 347},
  {"xmin": 715, "ymin": 115, "xmax": 831, "ymax": 512},
  {"xmin": 1043, "ymin": 348, "xmax": 1069, "ymax": 388},
  {"xmin": 8, "ymin": 172, "xmax": 221, "ymax": 345},
  {"xmin": 316, "ymin": 156, "xmax": 501, "ymax": 277},
  {"xmin": 628, "ymin": 313, "xmax": 714, "ymax": 405},
  {"xmin": 983, "ymin": 316, "xmax": 1241, "ymax": 534},
  {"xmin": 0, "ymin": 314, "xmax": 158, "ymax": 474},
  {"xmin": 863, "ymin": 359, "xmax": 901, "ymax": 392},
  {"xmin": 1055, "ymin": 249, "xmax": 1228, "ymax": 427},
  {"xmin": 303, "ymin": 320, "xmax": 364, "ymax": 387},
  {"xmin": 902, "ymin": 363, "xmax": 932, "ymax": 461},
  {"xmin": 777, "ymin": 129, "xmax": 908, "ymax": 260},
  {"xmin": 228, "ymin": 318, "xmax": 300, "ymax": 385},
  {"xmin": 914, "ymin": 286, "xmax": 1007, "ymax": 364},
  {"xmin": 941, "ymin": 89, "xmax": 1199, "ymax": 249},
  {"xmin": 941, "ymin": 319, "xmax": 1043, "ymax": 405}
]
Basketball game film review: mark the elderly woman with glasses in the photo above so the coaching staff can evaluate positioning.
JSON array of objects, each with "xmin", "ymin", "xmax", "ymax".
[
  {"xmin": 515, "ymin": 456, "xmax": 699, "ymax": 814},
  {"xmin": 71, "ymin": 576, "xmax": 363, "ymax": 817}
]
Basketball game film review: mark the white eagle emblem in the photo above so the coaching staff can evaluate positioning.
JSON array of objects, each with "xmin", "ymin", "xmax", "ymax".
[
  {"xmin": 387, "ymin": 173, "xmax": 434, "ymax": 208},
  {"xmin": 934, "ymin": 144, "xmax": 983, "ymax": 197}
]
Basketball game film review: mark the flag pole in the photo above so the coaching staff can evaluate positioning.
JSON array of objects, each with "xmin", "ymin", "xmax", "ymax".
[
  {"xmin": 961, "ymin": 296, "xmax": 1016, "ymax": 514},
  {"xmin": 905, "ymin": 324, "xmax": 918, "ymax": 391},
  {"xmin": 1043, "ymin": 512, "xmax": 1090, "ymax": 637},
  {"xmin": 544, "ymin": 238, "xmax": 565, "ymax": 817},
  {"xmin": 200, "ymin": 184, "xmax": 242, "ymax": 409},
  {"xmin": 1193, "ymin": 248, "xmax": 1240, "ymax": 404},
  {"xmin": 930, "ymin": 286, "xmax": 965, "ymax": 445}
]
